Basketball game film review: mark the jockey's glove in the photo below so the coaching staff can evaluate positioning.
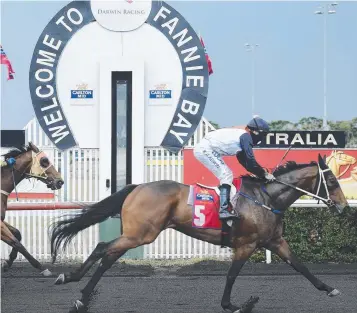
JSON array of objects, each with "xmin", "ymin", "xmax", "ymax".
[{"xmin": 264, "ymin": 172, "xmax": 275, "ymax": 182}]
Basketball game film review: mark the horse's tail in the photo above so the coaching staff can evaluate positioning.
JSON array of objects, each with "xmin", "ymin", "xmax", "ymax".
[{"xmin": 50, "ymin": 184, "xmax": 138, "ymax": 263}]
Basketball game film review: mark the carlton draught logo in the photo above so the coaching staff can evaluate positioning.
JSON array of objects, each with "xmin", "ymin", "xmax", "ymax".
[
  {"xmin": 196, "ymin": 189, "xmax": 214, "ymax": 202},
  {"xmin": 149, "ymin": 84, "xmax": 172, "ymax": 99},
  {"xmin": 71, "ymin": 83, "xmax": 93, "ymax": 99}
]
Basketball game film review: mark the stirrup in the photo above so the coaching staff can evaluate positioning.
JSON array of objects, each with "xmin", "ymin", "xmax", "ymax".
[{"xmin": 219, "ymin": 209, "xmax": 239, "ymax": 221}]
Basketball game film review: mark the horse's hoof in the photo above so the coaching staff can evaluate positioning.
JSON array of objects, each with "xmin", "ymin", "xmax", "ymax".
[
  {"xmin": 1, "ymin": 260, "xmax": 9, "ymax": 272},
  {"xmin": 239, "ymin": 296, "xmax": 259, "ymax": 313},
  {"xmin": 328, "ymin": 289, "xmax": 341, "ymax": 297},
  {"xmin": 75, "ymin": 300, "xmax": 86, "ymax": 312},
  {"xmin": 68, "ymin": 300, "xmax": 86, "ymax": 313},
  {"xmin": 55, "ymin": 273, "xmax": 66, "ymax": 285},
  {"xmin": 222, "ymin": 303, "xmax": 240, "ymax": 313},
  {"xmin": 40, "ymin": 269, "xmax": 52, "ymax": 277}
]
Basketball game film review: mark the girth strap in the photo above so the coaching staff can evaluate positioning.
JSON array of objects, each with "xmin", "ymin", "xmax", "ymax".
[{"xmin": 238, "ymin": 191, "xmax": 283, "ymax": 215}]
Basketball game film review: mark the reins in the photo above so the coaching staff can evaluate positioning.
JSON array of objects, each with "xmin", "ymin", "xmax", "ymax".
[
  {"xmin": 274, "ymin": 165, "xmax": 335, "ymax": 208},
  {"xmin": 239, "ymin": 164, "xmax": 336, "ymax": 215}
]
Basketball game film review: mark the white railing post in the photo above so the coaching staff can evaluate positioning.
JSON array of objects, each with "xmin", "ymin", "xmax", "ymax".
[{"xmin": 266, "ymin": 249, "xmax": 272, "ymax": 264}]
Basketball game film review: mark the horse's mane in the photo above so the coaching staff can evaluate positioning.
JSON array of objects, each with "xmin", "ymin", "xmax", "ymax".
[
  {"xmin": 241, "ymin": 161, "xmax": 318, "ymax": 181},
  {"xmin": 2, "ymin": 145, "xmax": 32, "ymax": 160}
]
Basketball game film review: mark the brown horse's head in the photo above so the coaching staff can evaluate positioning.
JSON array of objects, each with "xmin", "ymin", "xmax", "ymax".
[
  {"xmin": 2, "ymin": 142, "xmax": 64, "ymax": 190},
  {"xmin": 317, "ymin": 154, "xmax": 349, "ymax": 214}
]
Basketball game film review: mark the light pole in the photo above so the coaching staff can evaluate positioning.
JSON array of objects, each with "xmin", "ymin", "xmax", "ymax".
[
  {"xmin": 245, "ymin": 43, "xmax": 259, "ymax": 116},
  {"xmin": 314, "ymin": 2, "xmax": 338, "ymax": 130}
]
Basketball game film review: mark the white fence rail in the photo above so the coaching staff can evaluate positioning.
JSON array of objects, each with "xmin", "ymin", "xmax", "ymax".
[
  {"xmin": 1, "ymin": 209, "xmax": 99, "ymax": 262},
  {"xmin": 2, "ymin": 117, "xmax": 222, "ymax": 262},
  {"xmin": 2, "ymin": 201, "xmax": 356, "ymax": 263}
]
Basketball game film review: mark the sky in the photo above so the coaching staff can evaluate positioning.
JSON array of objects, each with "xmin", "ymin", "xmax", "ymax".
[{"xmin": 1, "ymin": 0, "xmax": 356, "ymax": 130}]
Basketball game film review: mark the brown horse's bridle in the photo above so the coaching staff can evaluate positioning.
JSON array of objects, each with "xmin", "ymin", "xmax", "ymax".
[
  {"xmin": 275, "ymin": 164, "xmax": 335, "ymax": 208},
  {"xmin": 1, "ymin": 151, "xmax": 55, "ymax": 197}
]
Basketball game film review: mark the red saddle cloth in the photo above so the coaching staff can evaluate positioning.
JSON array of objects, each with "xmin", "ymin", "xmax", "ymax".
[{"xmin": 192, "ymin": 178, "xmax": 242, "ymax": 229}]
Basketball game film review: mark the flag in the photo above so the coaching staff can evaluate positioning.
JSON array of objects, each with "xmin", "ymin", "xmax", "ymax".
[
  {"xmin": 1, "ymin": 45, "xmax": 15, "ymax": 80},
  {"xmin": 200, "ymin": 36, "xmax": 213, "ymax": 75}
]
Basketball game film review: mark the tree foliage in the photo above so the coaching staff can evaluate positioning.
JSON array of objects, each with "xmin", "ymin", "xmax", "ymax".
[{"xmin": 209, "ymin": 120, "xmax": 220, "ymax": 130}]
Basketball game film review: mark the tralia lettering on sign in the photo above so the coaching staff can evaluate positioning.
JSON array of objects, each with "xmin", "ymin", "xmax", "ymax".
[{"xmin": 262, "ymin": 131, "xmax": 345, "ymax": 148}]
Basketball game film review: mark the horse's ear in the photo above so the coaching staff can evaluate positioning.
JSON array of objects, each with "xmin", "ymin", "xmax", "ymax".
[
  {"xmin": 28, "ymin": 141, "xmax": 39, "ymax": 153},
  {"xmin": 318, "ymin": 153, "xmax": 328, "ymax": 169}
]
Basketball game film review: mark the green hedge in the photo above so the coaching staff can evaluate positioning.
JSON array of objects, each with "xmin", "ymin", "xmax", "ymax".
[{"xmin": 250, "ymin": 206, "xmax": 357, "ymax": 263}]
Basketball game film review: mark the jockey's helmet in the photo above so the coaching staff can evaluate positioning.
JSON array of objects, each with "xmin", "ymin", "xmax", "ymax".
[{"xmin": 247, "ymin": 116, "xmax": 270, "ymax": 133}]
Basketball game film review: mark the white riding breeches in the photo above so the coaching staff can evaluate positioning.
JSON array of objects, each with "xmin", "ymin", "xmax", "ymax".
[{"xmin": 193, "ymin": 138, "xmax": 233, "ymax": 185}]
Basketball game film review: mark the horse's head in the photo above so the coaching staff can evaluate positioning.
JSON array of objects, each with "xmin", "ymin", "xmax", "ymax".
[
  {"xmin": 316, "ymin": 154, "xmax": 349, "ymax": 214},
  {"xmin": 2, "ymin": 142, "xmax": 64, "ymax": 190},
  {"xmin": 271, "ymin": 156, "xmax": 349, "ymax": 214}
]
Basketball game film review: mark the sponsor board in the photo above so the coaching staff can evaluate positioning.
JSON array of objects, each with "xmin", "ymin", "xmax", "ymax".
[
  {"xmin": 184, "ymin": 149, "xmax": 357, "ymax": 199},
  {"xmin": 258, "ymin": 131, "xmax": 346, "ymax": 148}
]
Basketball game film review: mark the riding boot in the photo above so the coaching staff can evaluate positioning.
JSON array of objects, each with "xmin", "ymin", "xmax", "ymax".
[{"xmin": 219, "ymin": 184, "xmax": 238, "ymax": 221}]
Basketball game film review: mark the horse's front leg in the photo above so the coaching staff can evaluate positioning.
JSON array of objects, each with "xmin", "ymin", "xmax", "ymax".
[
  {"xmin": 268, "ymin": 237, "xmax": 340, "ymax": 297},
  {"xmin": 2, "ymin": 221, "xmax": 24, "ymax": 271},
  {"xmin": 221, "ymin": 242, "xmax": 259, "ymax": 313},
  {"xmin": 1, "ymin": 220, "xmax": 52, "ymax": 276}
]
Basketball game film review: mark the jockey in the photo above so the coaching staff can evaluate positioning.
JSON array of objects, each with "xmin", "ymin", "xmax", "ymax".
[{"xmin": 193, "ymin": 116, "xmax": 275, "ymax": 222}]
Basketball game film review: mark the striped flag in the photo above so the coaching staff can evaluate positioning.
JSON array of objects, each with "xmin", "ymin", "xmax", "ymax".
[
  {"xmin": 1, "ymin": 45, "xmax": 15, "ymax": 80},
  {"xmin": 200, "ymin": 36, "xmax": 213, "ymax": 75}
]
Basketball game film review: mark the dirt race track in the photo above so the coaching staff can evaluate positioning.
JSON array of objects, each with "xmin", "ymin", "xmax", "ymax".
[{"xmin": 2, "ymin": 262, "xmax": 357, "ymax": 313}]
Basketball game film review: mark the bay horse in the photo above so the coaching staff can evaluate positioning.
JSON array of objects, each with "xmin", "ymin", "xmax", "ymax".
[
  {"xmin": 50, "ymin": 154, "xmax": 349, "ymax": 313},
  {"xmin": 1, "ymin": 142, "xmax": 64, "ymax": 276}
]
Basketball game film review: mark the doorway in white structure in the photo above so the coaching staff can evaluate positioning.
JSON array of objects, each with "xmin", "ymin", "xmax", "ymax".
[{"xmin": 99, "ymin": 58, "xmax": 145, "ymax": 257}]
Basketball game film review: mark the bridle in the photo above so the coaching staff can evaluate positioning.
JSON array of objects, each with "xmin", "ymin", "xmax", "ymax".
[
  {"xmin": 275, "ymin": 164, "xmax": 336, "ymax": 208},
  {"xmin": 23, "ymin": 151, "xmax": 55, "ymax": 181},
  {"xmin": 1, "ymin": 150, "xmax": 56, "ymax": 198}
]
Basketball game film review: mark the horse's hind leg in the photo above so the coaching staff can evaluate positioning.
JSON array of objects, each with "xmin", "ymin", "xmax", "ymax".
[
  {"xmin": 268, "ymin": 238, "xmax": 339, "ymax": 297},
  {"xmin": 69, "ymin": 235, "xmax": 145, "ymax": 313},
  {"xmin": 2, "ymin": 221, "xmax": 22, "ymax": 271},
  {"xmin": 0, "ymin": 220, "xmax": 52, "ymax": 276},
  {"xmin": 55, "ymin": 240, "xmax": 116, "ymax": 285}
]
